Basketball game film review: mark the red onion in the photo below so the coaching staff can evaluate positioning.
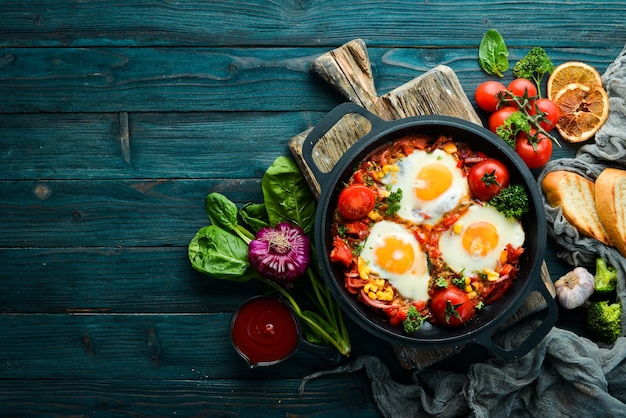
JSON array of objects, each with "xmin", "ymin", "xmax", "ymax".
[{"xmin": 248, "ymin": 222, "xmax": 310, "ymax": 283}]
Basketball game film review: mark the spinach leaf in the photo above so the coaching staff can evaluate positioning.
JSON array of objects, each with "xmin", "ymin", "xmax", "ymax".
[
  {"xmin": 205, "ymin": 193, "xmax": 238, "ymax": 231},
  {"xmin": 188, "ymin": 225, "xmax": 252, "ymax": 282},
  {"xmin": 239, "ymin": 202, "xmax": 269, "ymax": 233},
  {"xmin": 262, "ymin": 156, "xmax": 316, "ymax": 234},
  {"xmin": 478, "ymin": 29, "xmax": 509, "ymax": 77}
]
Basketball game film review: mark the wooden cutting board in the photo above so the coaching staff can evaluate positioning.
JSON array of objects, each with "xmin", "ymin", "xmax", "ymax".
[{"xmin": 289, "ymin": 39, "xmax": 556, "ymax": 369}]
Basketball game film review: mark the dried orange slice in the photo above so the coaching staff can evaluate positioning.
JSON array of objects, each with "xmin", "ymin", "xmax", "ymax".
[
  {"xmin": 547, "ymin": 61, "xmax": 603, "ymax": 100},
  {"xmin": 552, "ymin": 83, "xmax": 609, "ymax": 143}
]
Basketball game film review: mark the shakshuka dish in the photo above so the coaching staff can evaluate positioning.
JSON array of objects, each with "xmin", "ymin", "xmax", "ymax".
[{"xmin": 328, "ymin": 133, "xmax": 527, "ymax": 332}]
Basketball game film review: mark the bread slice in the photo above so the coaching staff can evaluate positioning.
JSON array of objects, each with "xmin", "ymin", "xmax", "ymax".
[
  {"xmin": 595, "ymin": 167, "xmax": 626, "ymax": 257},
  {"xmin": 542, "ymin": 170, "xmax": 612, "ymax": 245}
]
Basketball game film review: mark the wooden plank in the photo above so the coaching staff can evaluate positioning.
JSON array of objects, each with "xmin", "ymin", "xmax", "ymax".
[
  {"xmin": 0, "ymin": 378, "xmax": 381, "ymax": 417},
  {"xmin": 0, "ymin": 248, "xmax": 262, "ymax": 314},
  {"xmin": 0, "ymin": 313, "xmax": 405, "ymax": 381},
  {"xmin": 0, "ymin": 112, "xmax": 316, "ymax": 180},
  {"xmin": 0, "ymin": 1, "xmax": 625, "ymax": 48},
  {"xmin": 0, "ymin": 47, "xmax": 620, "ymax": 113},
  {"xmin": 0, "ymin": 179, "xmax": 263, "ymax": 247}
]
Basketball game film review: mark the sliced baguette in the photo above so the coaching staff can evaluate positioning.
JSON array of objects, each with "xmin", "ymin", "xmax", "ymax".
[
  {"xmin": 595, "ymin": 167, "xmax": 626, "ymax": 257},
  {"xmin": 542, "ymin": 170, "xmax": 612, "ymax": 245}
]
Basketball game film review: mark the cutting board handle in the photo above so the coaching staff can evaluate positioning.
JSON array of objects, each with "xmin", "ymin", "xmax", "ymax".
[{"xmin": 301, "ymin": 102, "xmax": 385, "ymax": 187}]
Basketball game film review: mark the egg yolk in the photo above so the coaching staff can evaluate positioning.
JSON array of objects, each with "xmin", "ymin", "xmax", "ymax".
[
  {"xmin": 414, "ymin": 163, "xmax": 452, "ymax": 201},
  {"xmin": 374, "ymin": 236, "xmax": 424, "ymax": 275},
  {"xmin": 462, "ymin": 221, "xmax": 499, "ymax": 257}
]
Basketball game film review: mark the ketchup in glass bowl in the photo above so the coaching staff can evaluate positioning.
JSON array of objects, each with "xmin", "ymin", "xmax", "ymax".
[{"xmin": 230, "ymin": 295, "xmax": 300, "ymax": 368}]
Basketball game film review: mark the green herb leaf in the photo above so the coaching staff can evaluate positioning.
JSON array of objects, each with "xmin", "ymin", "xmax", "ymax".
[
  {"xmin": 239, "ymin": 202, "xmax": 269, "ymax": 233},
  {"xmin": 478, "ymin": 29, "xmax": 509, "ymax": 77},
  {"xmin": 187, "ymin": 225, "xmax": 252, "ymax": 282},
  {"xmin": 262, "ymin": 156, "xmax": 316, "ymax": 234}
]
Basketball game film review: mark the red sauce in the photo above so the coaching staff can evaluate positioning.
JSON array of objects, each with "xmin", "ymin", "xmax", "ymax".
[{"xmin": 230, "ymin": 296, "xmax": 299, "ymax": 367}]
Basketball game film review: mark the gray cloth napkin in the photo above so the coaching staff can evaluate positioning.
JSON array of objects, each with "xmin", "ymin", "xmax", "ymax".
[{"xmin": 301, "ymin": 45, "xmax": 626, "ymax": 417}]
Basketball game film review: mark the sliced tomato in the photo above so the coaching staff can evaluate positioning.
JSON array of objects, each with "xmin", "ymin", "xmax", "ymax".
[
  {"xmin": 329, "ymin": 236, "xmax": 353, "ymax": 267},
  {"xmin": 337, "ymin": 184, "xmax": 376, "ymax": 220}
]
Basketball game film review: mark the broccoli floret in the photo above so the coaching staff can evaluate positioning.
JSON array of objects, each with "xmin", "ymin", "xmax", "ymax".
[
  {"xmin": 587, "ymin": 300, "xmax": 621, "ymax": 344},
  {"xmin": 403, "ymin": 305, "xmax": 427, "ymax": 334},
  {"xmin": 512, "ymin": 47, "xmax": 555, "ymax": 98},
  {"xmin": 495, "ymin": 111, "xmax": 531, "ymax": 148},
  {"xmin": 594, "ymin": 257, "xmax": 617, "ymax": 295},
  {"xmin": 488, "ymin": 184, "xmax": 530, "ymax": 219}
]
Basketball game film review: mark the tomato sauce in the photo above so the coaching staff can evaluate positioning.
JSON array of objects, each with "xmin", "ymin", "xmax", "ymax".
[{"xmin": 230, "ymin": 296, "xmax": 299, "ymax": 367}]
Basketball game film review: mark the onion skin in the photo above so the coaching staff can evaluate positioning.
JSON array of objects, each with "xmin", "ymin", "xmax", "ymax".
[{"xmin": 248, "ymin": 222, "xmax": 310, "ymax": 283}]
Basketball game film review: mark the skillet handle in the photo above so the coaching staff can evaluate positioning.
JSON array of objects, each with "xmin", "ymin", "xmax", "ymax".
[
  {"xmin": 475, "ymin": 280, "xmax": 558, "ymax": 361},
  {"xmin": 301, "ymin": 102, "xmax": 385, "ymax": 187}
]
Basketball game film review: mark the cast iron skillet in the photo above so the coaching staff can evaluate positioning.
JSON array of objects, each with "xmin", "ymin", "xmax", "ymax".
[{"xmin": 301, "ymin": 103, "xmax": 558, "ymax": 360}]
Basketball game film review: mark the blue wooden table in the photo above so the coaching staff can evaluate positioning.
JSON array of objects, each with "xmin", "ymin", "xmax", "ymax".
[{"xmin": 1, "ymin": 1, "xmax": 625, "ymax": 415}]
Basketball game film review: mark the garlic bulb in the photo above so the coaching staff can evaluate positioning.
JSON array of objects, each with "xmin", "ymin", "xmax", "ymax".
[{"xmin": 554, "ymin": 267, "xmax": 595, "ymax": 309}]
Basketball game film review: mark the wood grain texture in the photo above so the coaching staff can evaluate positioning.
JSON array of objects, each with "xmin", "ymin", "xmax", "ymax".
[
  {"xmin": 0, "ymin": 47, "xmax": 621, "ymax": 113},
  {"xmin": 0, "ymin": 378, "xmax": 380, "ymax": 417},
  {"xmin": 1, "ymin": 1, "xmax": 625, "ymax": 48}
]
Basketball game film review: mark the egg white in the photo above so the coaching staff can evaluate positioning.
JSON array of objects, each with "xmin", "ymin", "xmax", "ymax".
[
  {"xmin": 360, "ymin": 220, "xmax": 430, "ymax": 301},
  {"xmin": 439, "ymin": 204, "xmax": 525, "ymax": 275},
  {"xmin": 385, "ymin": 149, "xmax": 469, "ymax": 225}
]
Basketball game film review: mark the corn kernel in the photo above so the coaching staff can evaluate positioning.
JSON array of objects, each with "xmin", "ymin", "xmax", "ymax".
[
  {"xmin": 358, "ymin": 257, "xmax": 370, "ymax": 281},
  {"xmin": 464, "ymin": 285, "xmax": 473, "ymax": 293},
  {"xmin": 452, "ymin": 223, "xmax": 463, "ymax": 234},
  {"xmin": 485, "ymin": 269, "xmax": 499, "ymax": 282},
  {"xmin": 368, "ymin": 211, "xmax": 382, "ymax": 222},
  {"xmin": 367, "ymin": 291, "xmax": 377, "ymax": 300},
  {"xmin": 464, "ymin": 277, "xmax": 471, "ymax": 285}
]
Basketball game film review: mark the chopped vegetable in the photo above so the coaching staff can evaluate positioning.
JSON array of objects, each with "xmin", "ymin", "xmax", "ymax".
[
  {"xmin": 554, "ymin": 267, "xmax": 595, "ymax": 309},
  {"xmin": 402, "ymin": 305, "xmax": 427, "ymax": 334},
  {"xmin": 512, "ymin": 47, "xmax": 555, "ymax": 98},
  {"xmin": 478, "ymin": 29, "xmax": 509, "ymax": 78},
  {"xmin": 248, "ymin": 222, "xmax": 310, "ymax": 283},
  {"xmin": 594, "ymin": 257, "xmax": 617, "ymax": 295},
  {"xmin": 587, "ymin": 300, "xmax": 622, "ymax": 344},
  {"xmin": 488, "ymin": 184, "xmax": 529, "ymax": 219}
]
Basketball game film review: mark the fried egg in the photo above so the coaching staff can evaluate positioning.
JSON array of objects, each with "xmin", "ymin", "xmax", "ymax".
[
  {"xmin": 439, "ymin": 204, "xmax": 525, "ymax": 275},
  {"xmin": 360, "ymin": 220, "xmax": 430, "ymax": 301},
  {"xmin": 385, "ymin": 149, "xmax": 469, "ymax": 225}
]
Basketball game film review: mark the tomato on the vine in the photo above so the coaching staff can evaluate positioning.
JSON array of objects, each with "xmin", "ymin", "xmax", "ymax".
[
  {"xmin": 337, "ymin": 184, "xmax": 376, "ymax": 220},
  {"xmin": 507, "ymin": 78, "xmax": 538, "ymax": 100},
  {"xmin": 429, "ymin": 287, "xmax": 475, "ymax": 327},
  {"xmin": 468, "ymin": 158, "xmax": 510, "ymax": 201},
  {"xmin": 530, "ymin": 98, "xmax": 561, "ymax": 132},
  {"xmin": 488, "ymin": 106, "xmax": 518, "ymax": 133},
  {"xmin": 515, "ymin": 130, "xmax": 553, "ymax": 169},
  {"xmin": 475, "ymin": 80, "xmax": 507, "ymax": 112}
]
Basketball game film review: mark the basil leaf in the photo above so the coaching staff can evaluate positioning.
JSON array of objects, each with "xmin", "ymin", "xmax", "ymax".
[
  {"xmin": 205, "ymin": 192, "xmax": 239, "ymax": 231},
  {"xmin": 262, "ymin": 156, "xmax": 316, "ymax": 234},
  {"xmin": 478, "ymin": 29, "xmax": 509, "ymax": 77},
  {"xmin": 239, "ymin": 202, "xmax": 269, "ymax": 233},
  {"xmin": 188, "ymin": 225, "xmax": 252, "ymax": 282}
]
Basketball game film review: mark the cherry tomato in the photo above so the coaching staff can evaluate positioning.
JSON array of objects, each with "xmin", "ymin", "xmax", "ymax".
[
  {"xmin": 468, "ymin": 158, "xmax": 510, "ymax": 201},
  {"xmin": 475, "ymin": 80, "xmax": 506, "ymax": 112},
  {"xmin": 530, "ymin": 98, "xmax": 561, "ymax": 132},
  {"xmin": 429, "ymin": 287, "xmax": 475, "ymax": 327},
  {"xmin": 337, "ymin": 184, "xmax": 376, "ymax": 220},
  {"xmin": 488, "ymin": 106, "xmax": 517, "ymax": 133},
  {"xmin": 515, "ymin": 130, "xmax": 553, "ymax": 169},
  {"xmin": 507, "ymin": 78, "xmax": 538, "ymax": 99}
]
